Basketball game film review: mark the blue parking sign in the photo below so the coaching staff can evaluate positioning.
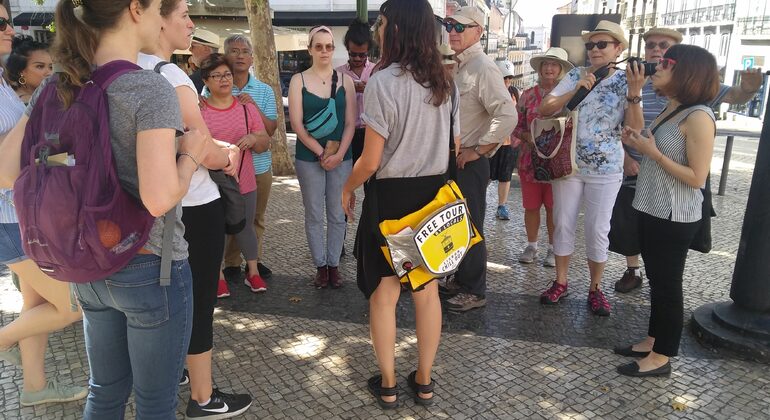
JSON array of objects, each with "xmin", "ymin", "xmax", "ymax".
[{"xmin": 743, "ymin": 57, "xmax": 755, "ymax": 70}]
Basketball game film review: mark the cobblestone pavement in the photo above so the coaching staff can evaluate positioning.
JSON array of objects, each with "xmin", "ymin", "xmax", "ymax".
[{"xmin": 1, "ymin": 136, "xmax": 769, "ymax": 419}]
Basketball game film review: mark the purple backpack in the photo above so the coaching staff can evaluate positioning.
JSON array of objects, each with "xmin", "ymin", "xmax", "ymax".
[{"xmin": 14, "ymin": 60, "xmax": 174, "ymax": 284}]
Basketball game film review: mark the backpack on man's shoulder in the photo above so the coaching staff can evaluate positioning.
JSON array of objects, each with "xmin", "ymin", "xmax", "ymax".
[{"xmin": 14, "ymin": 60, "xmax": 166, "ymax": 283}]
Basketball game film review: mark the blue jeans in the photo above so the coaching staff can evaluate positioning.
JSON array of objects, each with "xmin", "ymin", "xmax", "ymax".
[
  {"xmin": 0, "ymin": 223, "xmax": 28, "ymax": 265},
  {"xmin": 73, "ymin": 254, "xmax": 193, "ymax": 420}
]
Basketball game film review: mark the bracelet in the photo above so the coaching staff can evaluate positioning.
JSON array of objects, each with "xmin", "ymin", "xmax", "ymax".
[{"xmin": 178, "ymin": 152, "xmax": 199, "ymax": 167}]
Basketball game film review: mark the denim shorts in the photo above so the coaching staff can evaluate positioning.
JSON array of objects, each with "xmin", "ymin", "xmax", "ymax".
[{"xmin": 0, "ymin": 223, "xmax": 28, "ymax": 266}]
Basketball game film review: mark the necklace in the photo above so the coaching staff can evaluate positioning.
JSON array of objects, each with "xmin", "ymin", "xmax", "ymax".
[{"xmin": 312, "ymin": 68, "xmax": 333, "ymax": 85}]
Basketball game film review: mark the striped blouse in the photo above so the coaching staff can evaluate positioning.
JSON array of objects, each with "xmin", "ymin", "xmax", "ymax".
[
  {"xmin": 0, "ymin": 69, "xmax": 26, "ymax": 224},
  {"xmin": 633, "ymin": 104, "xmax": 714, "ymax": 223}
]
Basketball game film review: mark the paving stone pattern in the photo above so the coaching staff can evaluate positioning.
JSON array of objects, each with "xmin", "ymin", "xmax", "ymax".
[{"xmin": 1, "ymin": 136, "xmax": 769, "ymax": 419}]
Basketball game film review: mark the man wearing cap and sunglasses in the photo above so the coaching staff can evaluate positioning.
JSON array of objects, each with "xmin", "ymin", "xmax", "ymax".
[
  {"xmin": 610, "ymin": 27, "xmax": 764, "ymax": 294},
  {"xmin": 189, "ymin": 29, "xmax": 220, "ymax": 94},
  {"xmin": 439, "ymin": 6, "xmax": 518, "ymax": 313}
]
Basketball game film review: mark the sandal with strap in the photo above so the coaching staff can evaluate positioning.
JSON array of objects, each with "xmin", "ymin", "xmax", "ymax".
[
  {"xmin": 367, "ymin": 374, "xmax": 399, "ymax": 409},
  {"xmin": 406, "ymin": 370, "xmax": 435, "ymax": 406}
]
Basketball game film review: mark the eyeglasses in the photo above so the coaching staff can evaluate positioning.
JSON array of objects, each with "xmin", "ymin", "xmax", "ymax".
[
  {"xmin": 443, "ymin": 22, "xmax": 479, "ymax": 34},
  {"xmin": 313, "ymin": 43, "xmax": 335, "ymax": 52},
  {"xmin": 227, "ymin": 48, "xmax": 252, "ymax": 57},
  {"xmin": 645, "ymin": 41, "xmax": 671, "ymax": 50},
  {"xmin": 348, "ymin": 52, "xmax": 368, "ymax": 58},
  {"xmin": 658, "ymin": 57, "xmax": 677, "ymax": 70},
  {"xmin": 584, "ymin": 40, "xmax": 620, "ymax": 50},
  {"xmin": 0, "ymin": 17, "xmax": 12, "ymax": 32},
  {"xmin": 207, "ymin": 72, "xmax": 233, "ymax": 81}
]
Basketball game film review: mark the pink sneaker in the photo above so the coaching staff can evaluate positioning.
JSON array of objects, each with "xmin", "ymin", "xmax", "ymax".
[
  {"xmin": 588, "ymin": 289, "xmax": 611, "ymax": 316},
  {"xmin": 540, "ymin": 281, "xmax": 569, "ymax": 305},
  {"xmin": 245, "ymin": 274, "xmax": 267, "ymax": 293},
  {"xmin": 217, "ymin": 278, "xmax": 230, "ymax": 298}
]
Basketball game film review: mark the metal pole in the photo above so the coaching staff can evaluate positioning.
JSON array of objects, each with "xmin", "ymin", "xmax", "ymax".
[
  {"xmin": 718, "ymin": 135, "xmax": 734, "ymax": 196},
  {"xmin": 357, "ymin": 0, "xmax": 368, "ymax": 23}
]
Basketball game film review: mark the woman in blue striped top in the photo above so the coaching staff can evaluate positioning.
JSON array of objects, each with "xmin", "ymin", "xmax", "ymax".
[
  {"xmin": 0, "ymin": 0, "xmax": 87, "ymax": 405},
  {"xmin": 615, "ymin": 44, "xmax": 720, "ymax": 377}
]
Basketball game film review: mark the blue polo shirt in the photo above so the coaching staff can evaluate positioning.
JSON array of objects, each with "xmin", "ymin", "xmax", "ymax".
[{"xmin": 203, "ymin": 74, "xmax": 278, "ymax": 175}]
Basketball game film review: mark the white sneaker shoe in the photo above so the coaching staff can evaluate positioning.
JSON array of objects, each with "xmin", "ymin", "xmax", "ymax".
[
  {"xmin": 543, "ymin": 248, "xmax": 556, "ymax": 267},
  {"xmin": 518, "ymin": 245, "xmax": 538, "ymax": 264}
]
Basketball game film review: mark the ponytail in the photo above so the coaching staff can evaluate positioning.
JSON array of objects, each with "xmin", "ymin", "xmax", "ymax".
[{"xmin": 50, "ymin": 0, "xmax": 153, "ymax": 108}]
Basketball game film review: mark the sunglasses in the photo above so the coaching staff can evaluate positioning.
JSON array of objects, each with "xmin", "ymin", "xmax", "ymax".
[
  {"xmin": 207, "ymin": 72, "xmax": 233, "ymax": 81},
  {"xmin": 443, "ymin": 22, "xmax": 479, "ymax": 34},
  {"xmin": 584, "ymin": 40, "xmax": 620, "ymax": 50},
  {"xmin": 348, "ymin": 52, "xmax": 368, "ymax": 58},
  {"xmin": 658, "ymin": 57, "xmax": 677, "ymax": 70},
  {"xmin": 645, "ymin": 41, "xmax": 671, "ymax": 50},
  {"xmin": 313, "ymin": 43, "xmax": 335, "ymax": 52},
  {"xmin": 0, "ymin": 17, "xmax": 12, "ymax": 32}
]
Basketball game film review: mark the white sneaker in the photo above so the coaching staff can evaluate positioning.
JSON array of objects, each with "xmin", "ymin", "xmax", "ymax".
[
  {"xmin": 543, "ymin": 248, "xmax": 556, "ymax": 267},
  {"xmin": 518, "ymin": 245, "xmax": 537, "ymax": 264}
]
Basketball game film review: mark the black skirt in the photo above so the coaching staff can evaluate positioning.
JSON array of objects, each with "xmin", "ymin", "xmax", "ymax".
[{"xmin": 354, "ymin": 174, "xmax": 447, "ymax": 299}]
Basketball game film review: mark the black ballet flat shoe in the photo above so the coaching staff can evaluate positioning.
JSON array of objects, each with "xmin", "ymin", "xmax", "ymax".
[
  {"xmin": 367, "ymin": 374, "xmax": 399, "ymax": 410},
  {"xmin": 613, "ymin": 345, "xmax": 651, "ymax": 358},
  {"xmin": 616, "ymin": 361, "xmax": 672, "ymax": 377},
  {"xmin": 406, "ymin": 370, "xmax": 435, "ymax": 406}
]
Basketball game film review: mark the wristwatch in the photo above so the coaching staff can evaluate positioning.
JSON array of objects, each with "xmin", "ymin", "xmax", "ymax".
[
  {"xmin": 473, "ymin": 145, "xmax": 483, "ymax": 155},
  {"xmin": 626, "ymin": 95, "xmax": 642, "ymax": 104}
]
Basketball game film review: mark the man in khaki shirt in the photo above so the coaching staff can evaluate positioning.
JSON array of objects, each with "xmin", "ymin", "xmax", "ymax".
[{"xmin": 442, "ymin": 6, "xmax": 518, "ymax": 312}]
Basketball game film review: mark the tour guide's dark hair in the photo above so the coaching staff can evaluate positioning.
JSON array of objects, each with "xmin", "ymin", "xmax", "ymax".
[
  {"xmin": 660, "ymin": 44, "xmax": 720, "ymax": 106},
  {"xmin": 199, "ymin": 53, "xmax": 232, "ymax": 80},
  {"xmin": 7, "ymin": 36, "xmax": 49, "ymax": 88},
  {"xmin": 52, "ymin": 0, "xmax": 155, "ymax": 108},
  {"xmin": 343, "ymin": 19, "xmax": 372, "ymax": 49},
  {"xmin": 378, "ymin": 0, "xmax": 450, "ymax": 106}
]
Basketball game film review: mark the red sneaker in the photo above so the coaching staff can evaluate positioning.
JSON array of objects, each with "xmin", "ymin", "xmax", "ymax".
[
  {"xmin": 245, "ymin": 274, "xmax": 267, "ymax": 293},
  {"xmin": 217, "ymin": 278, "xmax": 230, "ymax": 298},
  {"xmin": 588, "ymin": 289, "xmax": 611, "ymax": 316},
  {"xmin": 540, "ymin": 281, "xmax": 569, "ymax": 305}
]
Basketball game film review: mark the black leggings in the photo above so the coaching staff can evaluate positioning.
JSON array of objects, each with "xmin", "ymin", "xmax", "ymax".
[
  {"xmin": 182, "ymin": 199, "xmax": 225, "ymax": 355},
  {"xmin": 640, "ymin": 212, "xmax": 699, "ymax": 357}
]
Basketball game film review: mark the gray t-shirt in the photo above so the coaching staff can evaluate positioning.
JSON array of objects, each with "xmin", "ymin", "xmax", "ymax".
[
  {"xmin": 27, "ymin": 70, "xmax": 187, "ymax": 260},
  {"xmin": 362, "ymin": 63, "xmax": 460, "ymax": 179}
]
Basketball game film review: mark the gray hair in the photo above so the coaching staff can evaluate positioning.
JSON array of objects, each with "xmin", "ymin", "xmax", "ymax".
[{"xmin": 224, "ymin": 35, "xmax": 252, "ymax": 51}]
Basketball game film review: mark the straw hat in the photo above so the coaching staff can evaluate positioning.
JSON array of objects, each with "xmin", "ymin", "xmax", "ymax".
[
  {"xmin": 642, "ymin": 27, "xmax": 683, "ymax": 43},
  {"xmin": 439, "ymin": 44, "xmax": 456, "ymax": 65},
  {"xmin": 530, "ymin": 47, "xmax": 573, "ymax": 75},
  {"xmin": 581, "ymin": 20, "xmax": 628, "ymax": 50},
  {"xmin": 191, "ymin": 29, "xmax": 220, "ymax": 49}
]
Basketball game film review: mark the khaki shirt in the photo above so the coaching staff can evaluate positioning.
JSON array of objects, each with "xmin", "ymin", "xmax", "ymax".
[{"xmin": 453, "ymin": 43, "xmax": 517, "ymax": 156}]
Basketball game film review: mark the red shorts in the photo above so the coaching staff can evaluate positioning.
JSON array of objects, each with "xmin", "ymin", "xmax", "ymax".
[{"xmin": 520, "ymin": 178, "xmax": 553, "ymax": 210}]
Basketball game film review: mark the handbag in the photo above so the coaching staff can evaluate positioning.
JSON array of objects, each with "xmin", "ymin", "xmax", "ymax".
[
  {"xmin": 303, "ymin": 71, "xmax": 339, "ymax": 139},
  {"xmin": 207, "ymin": 105, "xmax": 251, "ymax": 235},
  {"xmin": 378, "ymin": 181, "xmax": 483, "ymax": 292},
  {"xmin": 530, "ymin": 110, "xmax": 578, "ymax": 182}
]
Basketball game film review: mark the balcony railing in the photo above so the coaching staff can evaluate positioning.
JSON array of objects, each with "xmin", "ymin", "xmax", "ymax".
[
  {"xmin": 626, "ymin": 13, "xmax": 657, "ymax": 29},
  {"xmin": 661, "ymin": 3, "xmax": 736, "ymax": 26},
  {"xmin": 739, "ymin": 16, "xmax": 770, "ymax": 35}
]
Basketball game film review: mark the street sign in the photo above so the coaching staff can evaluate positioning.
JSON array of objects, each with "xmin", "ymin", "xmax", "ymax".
[{"xmin": 743, "ymin": 57, "xmax": 755, "ymax": 70}]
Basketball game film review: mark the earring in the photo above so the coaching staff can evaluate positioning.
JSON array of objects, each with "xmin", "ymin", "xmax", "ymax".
[{"xmin": 18, "ymin": 74, "xmax": 26, "ymax": 86}]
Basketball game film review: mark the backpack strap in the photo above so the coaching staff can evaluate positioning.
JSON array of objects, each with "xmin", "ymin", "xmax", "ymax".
[
  {"xmin": 330, "ymin": 70, "xmax": 338, "ymax": 97},
  {"xmin": 91, "ymin": 60, "xmax": 142, "ymax": 90},
  {"xmin": 153, "ymin": 61, "xmax": 171, "ymax": 74},
  {"xmin": 159, "ymin": 210, "xmax": 175, "ymax": 287}
]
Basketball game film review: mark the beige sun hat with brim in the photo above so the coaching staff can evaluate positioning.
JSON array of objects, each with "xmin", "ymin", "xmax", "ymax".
[
  {"xmin": 530, "ymin": 47, "xmax": 573, "ymax": 76},
  {"xmin": 642, "ymin": 27, "xmax": 683, "ymax": 44},
  {"xmin": 439, "ymin": 44, "xmax": 456, "ymax": 65},
  {"xmin": 581, "ymin": 20, "xmax": 628, "ymax": 50},
  {"xmin": 191, "ymin": 29, "xmax": 221, "ymax": 49},
  {"xmin": 449, "ymin": 6, "xmax": 485, "ymax": 26}
]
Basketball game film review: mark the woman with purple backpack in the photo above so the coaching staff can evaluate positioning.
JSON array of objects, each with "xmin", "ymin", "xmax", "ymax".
[
  {"xmin": 0, "ymin": 0, "xmax": 87, "ymax": 407},
  {"xmin": 0, "ymin": 0, "xmax": 209, "ymax": 418}
]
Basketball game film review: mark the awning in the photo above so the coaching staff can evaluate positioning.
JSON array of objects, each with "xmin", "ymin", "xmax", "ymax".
[
  {"xmin": 12, "ymin": 12, "xmax": 54, "ymax": 27},
  {"xmin": 175, "ymin": 18, "xmax": 308, "ymax": 54}
]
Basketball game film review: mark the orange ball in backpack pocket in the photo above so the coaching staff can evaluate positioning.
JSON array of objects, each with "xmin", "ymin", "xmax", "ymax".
[{"xmin": 96, "ymin": 220, "xmax": 122, "ymax": 249}]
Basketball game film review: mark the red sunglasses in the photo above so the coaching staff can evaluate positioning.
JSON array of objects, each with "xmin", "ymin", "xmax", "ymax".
[{"xmin": 658, "ymin": 58, "xmax": 676, "ymax": 70}]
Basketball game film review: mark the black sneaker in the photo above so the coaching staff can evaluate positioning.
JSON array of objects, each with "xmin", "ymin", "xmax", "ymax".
[
  {"xmin": 179, "ymin": 369, "xmax": 189, "ymax": 386},
  {"xmin": 185, "ymin": 388, "xmax": 252, "ymax": 419},
  {"xmin": 222, "ymin": 266, "xmax": 242, "ymax": 282},
  {"xmin": 257, "ymin": 263, "xmax": 272, "ymax": 280}
]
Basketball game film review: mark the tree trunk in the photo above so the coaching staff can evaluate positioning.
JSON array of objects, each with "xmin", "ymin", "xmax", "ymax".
[{"xmin": 244, "ymin": 0, "xmax": 294, "ymax": 176}]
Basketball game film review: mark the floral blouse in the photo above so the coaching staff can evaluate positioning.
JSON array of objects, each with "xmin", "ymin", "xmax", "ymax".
[
  {"xmin": 513, "ymin": 85, "xmax": 549, "ymax": 182},
  {"xmin": 550, "ymin": 67, "xmax": 627, "ymax": 176}
]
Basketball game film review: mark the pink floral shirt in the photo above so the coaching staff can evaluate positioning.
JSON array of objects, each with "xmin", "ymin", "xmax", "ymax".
[{"xmin": 513, "ymin": 85, "xmax": 549, "ymax": 182}]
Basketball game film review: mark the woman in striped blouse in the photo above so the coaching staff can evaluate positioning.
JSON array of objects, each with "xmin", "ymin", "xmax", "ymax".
[{"xmin": 615, "ymin": 44, "xmax": 720, "ymax": 377}]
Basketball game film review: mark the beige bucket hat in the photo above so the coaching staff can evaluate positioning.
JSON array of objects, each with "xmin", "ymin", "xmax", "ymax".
[
  {"xmin": 581, "ymin": 20, "xmax": 628, "ymax": 50},
  {"xmin": 530, "ymin": 47, "xmax": 574, "ymax": 75}
]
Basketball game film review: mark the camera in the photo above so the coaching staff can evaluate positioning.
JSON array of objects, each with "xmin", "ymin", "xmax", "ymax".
[{"xmin": 627, "ymin": 57, "xmax": 657, "ymax": 76}]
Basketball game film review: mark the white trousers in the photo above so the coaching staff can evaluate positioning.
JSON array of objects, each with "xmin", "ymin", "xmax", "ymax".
[{"xmin": 552, "ymin": 174, "xmax": 622, "ymax": 263}]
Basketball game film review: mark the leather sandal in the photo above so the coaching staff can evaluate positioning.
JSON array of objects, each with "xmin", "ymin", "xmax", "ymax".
[
  {"xmin": 406, "ymin": 370, "xmax": 435, "ymax": 406},
  {"xmin": 367, "ymin": 374, "xmax": 399, "ymax": 409}
]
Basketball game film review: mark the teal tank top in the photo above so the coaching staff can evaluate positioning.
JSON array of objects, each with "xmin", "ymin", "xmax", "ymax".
[{"xmin": 296, "ymin": 71, "xmax": 352, "ymax": 162}]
